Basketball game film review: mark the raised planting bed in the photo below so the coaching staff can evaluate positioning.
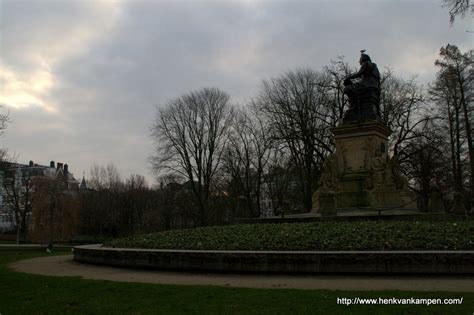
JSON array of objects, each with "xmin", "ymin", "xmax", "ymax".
[
  {"xmin": 73, "ymin": 245, "xmax": 474, "ymax": 274},
  {"xmin": 73, "ymin": 221, "xmax": 474, "ymax": 274}
]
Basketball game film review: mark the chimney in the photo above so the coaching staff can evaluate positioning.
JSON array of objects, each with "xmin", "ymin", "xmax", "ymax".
[
  {"xmin": 64, "ymin": 164, "xmax": 68, "ymax": 174},
  {"xmin": 57, "ymin": 162, "xmax": 63, "ymax": 170},
  {"xmin": 50, "ymin": 161, "xmax": 55, "ymax": 168}
]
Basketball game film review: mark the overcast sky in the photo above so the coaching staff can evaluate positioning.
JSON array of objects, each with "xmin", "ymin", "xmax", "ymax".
[{"xmin": 0, "ymin": 0, "xmax": 472, "ymax": 185}]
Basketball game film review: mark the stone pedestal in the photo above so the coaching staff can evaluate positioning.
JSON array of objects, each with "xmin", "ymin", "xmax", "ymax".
[{"xmin": 313, "ymin": 121, "xmax": 417, "ymax": 212}]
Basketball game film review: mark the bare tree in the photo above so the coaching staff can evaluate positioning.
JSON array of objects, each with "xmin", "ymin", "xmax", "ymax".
[
  {"xmin": 264, "ymin": 144, "xmax": 294, "ymax": 216},
  {"xmin": 0, "ymin": 107, "xmax": 10, "ymax": 162},
  {"xmin": 323, "ymin": 57, "xmax": 354, "ymax": 125},
  {"xmin": 81, "ymin": 164, "xmax": 159, "ymax": 237},
  {"xmin": 0, "ymin": 162, "xmax": 34, "ymax": 243},
  {"xmin": 0, "ymin": 106, "xmax": 9, "ymax": 137},
  {"xmin": 401, "ymin": 122, "xmax": 448, "ymax": 210},
  {"xmin": 223, "ymin": 104, "xmax": 272, "ymax": 217},
  {"xmin": 119, "ymin": 174, "xmax": 150, "ymax": 234},
  {"xmin": 79, "ymin": 163, "xmax": 124, "ymax": 237},
  {"xmin": 379, "ymin": 71, "xmax": 431, "ymax": 164},
  {"xmin": 431, "ymin": 44, "xmax": 473, "ymax": 197},
  {"xmin": 31, "ymin": 171, "xmax": 82, "ymax": 245},
  {"xmin": 257, "ymin": 69, "xmax": 333, "ymax": 212},
  {"xmin": 125, "ymin": 174, "xmax": 148, "ymax": 190},
  {"xmin": 443, "ymin": 0, "xmax": 473, "ymax": 23},
  {"xmin": 151, "ymin": 88, "xmax": 234, "ymax": 226},
  {"xmin": 430, "ymin": 65, "xmax": 465, "ymax": 194},
  {"xmin": 88, "ymin": 163, "xmax": 123, "ymax": 191}
]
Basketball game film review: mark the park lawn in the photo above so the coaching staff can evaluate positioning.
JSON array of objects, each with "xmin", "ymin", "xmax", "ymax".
[
  {"xmin": 0, "ymin": 251, "xmax": 472, "ymax": 314},
  {"xmin": 0, "ymin": 239, "xmax": 15, "ymax": 244}
]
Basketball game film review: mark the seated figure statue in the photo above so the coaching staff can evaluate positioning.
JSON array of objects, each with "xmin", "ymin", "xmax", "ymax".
[{"xmin": 343, "ymin": 51, "xmax": 381, "ymax": 123}]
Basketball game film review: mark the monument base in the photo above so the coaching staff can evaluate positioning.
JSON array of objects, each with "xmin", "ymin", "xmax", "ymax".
[{"xmin": 313, "ymin": 120, "xmax": 417, "ymax": 214}]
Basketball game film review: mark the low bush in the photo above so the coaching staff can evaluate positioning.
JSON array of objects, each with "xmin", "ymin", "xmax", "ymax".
[{"xmin": 106, "ymin": 220, "xmax": 474, "ymax": 251}]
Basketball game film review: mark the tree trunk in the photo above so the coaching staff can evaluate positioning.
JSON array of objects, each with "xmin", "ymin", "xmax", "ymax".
[
  {"xmin": 455, "ymin": 101, "xmax": 463, "ymax": 193},
  {"xmin": 459, "ymin": 72, "xmax": 474, "ymax": 197}
]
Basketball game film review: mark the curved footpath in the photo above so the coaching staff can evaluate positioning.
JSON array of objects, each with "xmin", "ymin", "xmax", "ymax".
[{"xmin": 10, "ymin": 255, "xmax": 474, "ymax": 292}]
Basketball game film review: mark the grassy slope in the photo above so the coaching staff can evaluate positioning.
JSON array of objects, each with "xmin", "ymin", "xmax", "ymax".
[
  {"xmin": 107, "ymin": 221, "xmax": 474, "ymax": 251},
  {"xmin": 0, "ymin": 251, "xmax": 473, "ymax": 314}
]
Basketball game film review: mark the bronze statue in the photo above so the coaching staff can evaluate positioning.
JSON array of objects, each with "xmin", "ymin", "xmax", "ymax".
[{"xmin": 343, "ymin": 50, "xmax": 381, "ymax": 123}]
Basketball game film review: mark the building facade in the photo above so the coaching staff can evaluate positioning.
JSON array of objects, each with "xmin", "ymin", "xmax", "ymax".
[{"xmin": 0, "ymin": 160, "xmax": 81, "ymax": 242}]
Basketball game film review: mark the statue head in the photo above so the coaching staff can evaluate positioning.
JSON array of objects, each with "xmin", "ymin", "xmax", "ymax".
[{"xmin": 359, "ymin": 53, "xmax": 371, "ymax": 64}]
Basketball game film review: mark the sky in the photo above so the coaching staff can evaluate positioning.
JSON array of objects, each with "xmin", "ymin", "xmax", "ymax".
[{"xmin": 0, "ymin": 0, "xmax": 472, "ymax": 185}]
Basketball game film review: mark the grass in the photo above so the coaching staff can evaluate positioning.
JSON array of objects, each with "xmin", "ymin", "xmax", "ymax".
[
  {"xmin": 106, "ymin": 221, "xmax": 474, "ymax": 251},
  {"xmin": 0, "ymin": 239, "xmax": 15, "ymax": 244},
  {"xmin": 0, "ymin": 251, "xmax": 473, "ymax": 314}
]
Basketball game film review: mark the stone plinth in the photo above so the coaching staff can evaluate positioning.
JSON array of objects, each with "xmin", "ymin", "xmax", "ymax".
[{"xmin": 313, "ymin": 121, "xmax": 417, "ymax": 212}]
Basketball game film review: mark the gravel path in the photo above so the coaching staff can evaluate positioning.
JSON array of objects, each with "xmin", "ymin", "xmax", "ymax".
[{"xmin": 10, "ymin": 255, "xmax": 474, "ymax": 292}]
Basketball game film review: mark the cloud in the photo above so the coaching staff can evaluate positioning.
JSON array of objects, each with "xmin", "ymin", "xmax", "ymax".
[
  {"xmin": 0, "ymin": 1, "xmax": 122, "ymax": 112},
  {"xmin": 0, "ymin": 63, "xmax": 56, "ymax": 112}
]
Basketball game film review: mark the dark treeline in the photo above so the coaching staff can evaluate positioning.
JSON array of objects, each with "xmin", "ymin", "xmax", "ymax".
[
  {"xmin": 78, "ymin": 164, "xmax": 231, "ymax": 238},
  {"xmin": 79, "ymin": 165, "xmax": 163, "ymax": 238},
  {"xmin": 53, "ymin": 45, "xmax": 474, "ymax": 238}
]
